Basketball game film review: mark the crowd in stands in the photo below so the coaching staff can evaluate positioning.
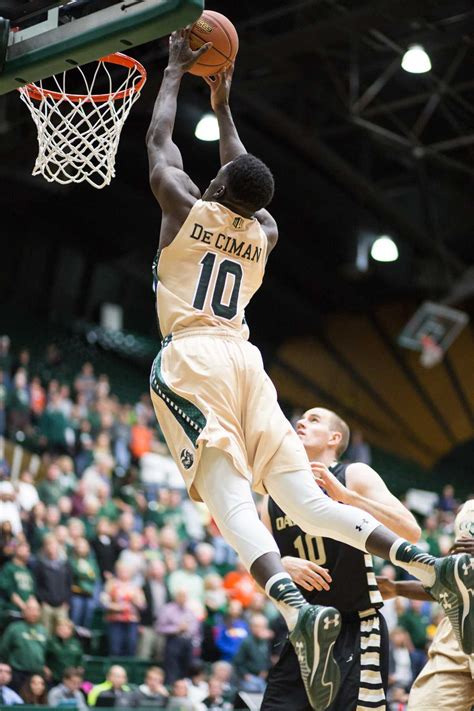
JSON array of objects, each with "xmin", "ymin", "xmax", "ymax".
[{"xmin": 0, "ymin": 334, "xmax": 470, "ymax": 710}]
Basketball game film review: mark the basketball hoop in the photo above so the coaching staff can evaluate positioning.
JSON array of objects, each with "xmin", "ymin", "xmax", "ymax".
[
  {"xmin": 419, "ymin": 334, "xmax": 444, "ymax": 368},
  {"xmin": 18, "ymin": 53, "xmax": 147, "ymax": 189}
]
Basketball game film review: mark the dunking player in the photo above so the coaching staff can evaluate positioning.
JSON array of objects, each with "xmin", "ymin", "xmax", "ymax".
[
  {"xmin": 146, "ymin": 28, "xmax": 474, "ymax": 710},
  {"xmin": 261, "ymin": 407, "xmax": 420, "ymax": 711}
]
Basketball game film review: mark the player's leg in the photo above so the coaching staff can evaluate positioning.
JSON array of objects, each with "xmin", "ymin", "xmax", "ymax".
[
  {"xmin": 264, "ymin": 466, "xmax": 474, "ymax": 654},
  {"xmin": 194, "ymin": 446, "xmax": 341, "ymax": 711},
  {"xmin": 261, "ymin": 640, "xmax": 312, "ymax": 711}
]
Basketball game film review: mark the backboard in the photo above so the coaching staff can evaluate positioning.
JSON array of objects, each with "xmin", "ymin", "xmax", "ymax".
[
  {"xmin": 0, "ymin": 0, "xmax": 203, "ymax": 95},
  {"xmin": 398, "ymin": 301, "xmax": 469, "ymax": 355}
]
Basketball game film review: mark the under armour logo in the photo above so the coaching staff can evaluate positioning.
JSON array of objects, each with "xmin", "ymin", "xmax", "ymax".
[
  {"xmin": 277, "ymin": 583, "xmax": 290, "ymax": 592},
  {"xmin": 462, "ymin": 560, "xmax": 474, "ymax": 575},
  {"xmin": 324, "ymin": 614, "xmax": 340, "ymax": 630},
  {"xmin": 346, "ymin": 654, "xmax": 353, "ymax": 663},
  {"xmin": 439, "ymin": 592, "xmax": 452, "ymax": 610}
]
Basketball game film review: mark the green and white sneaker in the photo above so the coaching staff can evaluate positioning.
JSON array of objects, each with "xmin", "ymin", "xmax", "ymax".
[
  {"xmin": 427, "ymin": 553, "xmax": 474, "ymax": 654},
  {"xmin": 289, "ymin": 603, "xmax": 341, "ymax": 711}
]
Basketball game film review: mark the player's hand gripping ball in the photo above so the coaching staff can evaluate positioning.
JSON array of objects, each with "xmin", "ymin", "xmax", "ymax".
[{"xmin": 188, "ymin": 10, "xmax": 239, "ymax": 76}]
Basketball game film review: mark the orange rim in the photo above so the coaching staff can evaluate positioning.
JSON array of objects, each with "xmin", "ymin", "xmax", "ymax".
[{"xmin": 20, "ymin": 53, "xmax": 147, "ymax": 103}]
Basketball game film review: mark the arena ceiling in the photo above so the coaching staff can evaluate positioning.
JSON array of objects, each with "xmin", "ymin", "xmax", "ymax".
[{"xmin": 1, "ymin": 0, "xmax": 474, "ymax": 468}]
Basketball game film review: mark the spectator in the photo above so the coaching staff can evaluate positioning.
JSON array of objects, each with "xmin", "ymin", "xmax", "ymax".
[
  {"xmin": 45, "ymin": 618, "xmax": 84, "ymax": 685},
  {"xmin": 101, "ymin": 561, "xmax": 145, "ymax": 657},
  {"xmin": 47, "ymin": 667, "xmax": 87, "ymax": 711},
  {"xmin": 30, "ymin": 377, "xmax": 46, "ymax": 420},
  {"xmin": 37, "ymin": 464, "xmax": 66, "ymax": 506},
  {"xmin": 129, "ymin": 414, "xmax": 153, "ymax": 461},
  {"xmin": 195, "ymin": 543, "xmax": 218, "ymax": 579},
  {"xmin": 127, "ymin": 666, "xmax": 169, "ymax": 708},
  {"xmin": 35, "ymin": 534, "xmax": 72, "ymax": 633},
  {"xmin": 74, "ymin": 363, "xmax": 97, "ymax": 406},
  {"xmin": 118, "ymin": 531, "xmax": 146, "ymax": 588},
  {"xmin": 438, "ymin": 484, "xmax": 457, "ymax": 513},
  {"xmin": 0, "ymin": 482, "xmax": 22, "ymax": 536},
  {"xmin": 19, "ymin": 674, "xmax": 48, "ymax": 705},
  {"xmin": 157, "ymin": 589, "xmax": 201, "ymax": 684},
  {"xmin": 0, "ymin": 598, "xmax": 49, "ymax": 692},
  {"xmin": 210, "ymin": 662, "xmax": 236, "ymax": 706},
  {"xmin": 186, "ymin": 660, "xmax": 209, "ymax": 707},
  {"xmin": 138, "ymin": 559, "xmax": 167, "ymax": 660},
  {"xmin": 81, "ymin": 454, "xmax": 114, "ymax": 500},
  {"xmin": 215, "ymin": 600, "xmax": 249, "ymax": 662},
  {"xmin": 70, "ymin": 537, "xmax": 99, "ymax": 629},
  {"xmin": 203, "ymin": 678, "xmax": 232, "ymax": 710},
  {"xmin": 17, "ymin": 470, "xmax": 40, "ymax": 514},
  {"xmin": 38, "ymin": 392, "xmax": 71, "ymax": 454},
  {"xmin": 87, "ymin": 665, "xmax": 131, "ymax": 708},
  {"xmin": 90, "ymin": 518, "xmax": 120, "ymax": 581},
  {"xmin": 233, "ymin": 613, "xmax": 272, "ymax": 694},
  {"xmin": 0, "ymin": 541, "xmax": 35, "ymax": 619},
  {"xmin": 223, "ymin": 560, "xmax": 256, "ymax": 609},
  {"xmin": 0, "ymin": 370, "xmax": 7, "ymax": 436},
  {"xmin": 115, "ymin": 511, "xmax": 135, "ymax": 553},
  {"xmin": 389, "ymin": 627, "xmax": 415, "ymax": 691},
  {"xmin": 345, "ymin": 429, "xmax": 372, "ymax": 465},
  {"xmin": 0, "ymin": 662, "xmax": 24, "ymax": 706},
  {"xmin": 0, "ymin": 520, "xmax": 17, "ymax": 566},
  {"xmin": 7, "ymin": 369, "xmax": 30, "ymax": 436},
  {"xmin": 166, "ymin": 679, "xmax": 201, "ymax": 711},
  {"xmin": 0, "ymin": 336, "xmax": 12, "ymax": 377},
  {"xmin": 168, "ymin": 553, "xmax": 205, "ymax": 606}
]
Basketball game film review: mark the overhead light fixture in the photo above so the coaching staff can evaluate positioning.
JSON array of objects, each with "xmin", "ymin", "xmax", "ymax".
[
  {"xmin": 371, "ymin": 235, "xmax": 399, "ymax": 263},
  {"xmin": 401, "ymin": 44, "xmax": 432, "ymax": 74},
  {"xmin": 195, "ymin": 113, "xmax": 220, "ymax": 141}
]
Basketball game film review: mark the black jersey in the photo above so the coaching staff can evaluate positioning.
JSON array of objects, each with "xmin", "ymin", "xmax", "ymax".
[{"xmin": 268, "ymin": 462, "xmax": 383, "ymax": 615}]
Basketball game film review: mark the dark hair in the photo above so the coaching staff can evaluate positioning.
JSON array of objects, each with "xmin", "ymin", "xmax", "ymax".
[
  {"xmin": 226, "ymin": 154, "xmax": 274, "ymax": 213},
  {"xmin": 20, "ymin": 674, "xmax": 48, "ymax": 704}
]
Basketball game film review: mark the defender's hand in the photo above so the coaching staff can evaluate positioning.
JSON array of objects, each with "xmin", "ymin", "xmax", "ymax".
[
  {"xmin": 282, "ymin": 556, "xmax": 332, "ymax": 592},
  {"xmin": 450, "ymin": 537, "xmax": 474, "ymax": 555},
  {"xmin": 376, "ymin": 576, "xmax": 397, "ymax": 600},
  {"xmin": 168, "ymin": 28, "xmax": 212, "ymax": 73},
  {"xmin": 311, "ymin": 462, "xmax": 349, "ymax": 504},
  {"xmin": 203, "ymin": 64, "xmax": 234, "ymax": 111}
]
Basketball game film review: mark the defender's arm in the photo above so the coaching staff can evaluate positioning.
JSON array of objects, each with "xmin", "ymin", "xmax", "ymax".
[{"xmin": 312, "ymin": 462, "xmax": 421, "ymax": 544}]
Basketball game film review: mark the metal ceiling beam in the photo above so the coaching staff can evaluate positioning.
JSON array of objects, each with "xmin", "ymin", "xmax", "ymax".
[
  {"xmin": 234, "ymin": 89, "xmax": 465, "ymax": 274},
  {"xmin": 237, "ymin": 0, "xmax": 437, "ymax": 65}
]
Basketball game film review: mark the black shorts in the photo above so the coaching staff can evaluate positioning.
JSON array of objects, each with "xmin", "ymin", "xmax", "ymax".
[{"xmin": 261, "ymin": 609, "xmax": 389, "ymax": 711}]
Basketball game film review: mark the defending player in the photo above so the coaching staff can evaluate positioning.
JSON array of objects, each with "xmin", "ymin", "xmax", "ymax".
[
  {"xmin": 261, "ymin": 407, "xmax": 420, "ymax": 711},
  {"xmin": 146, "ymin": 28, "xmax": 474, "ymax": 711},
  {"xmin": 377, "ymin": 500, "xmax": 474, "ymax": 711}
]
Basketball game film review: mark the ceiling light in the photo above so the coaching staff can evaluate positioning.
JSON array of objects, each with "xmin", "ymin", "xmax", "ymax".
[
  {"xmin": 195, "ymin": 113, "xmax": 220, "ymax": 141},
  {"xmin": 371, "ymin": 236, "xmax": 399, "ymax": 263},
  {"xmin": 401, "ymin": 45, "xmax": 432, "ymax": 74}
]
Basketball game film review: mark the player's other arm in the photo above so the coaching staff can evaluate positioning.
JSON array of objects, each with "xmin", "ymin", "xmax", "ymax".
[
  {"xmin": 205, "ymin": 68, "xmax": 278, "ymax": 253},
  {"xmin": 312, "ymin": 462, "xmax": 421, "ymax": 544},
  {"xmin": 376, "ymin": 577, "xmax": 433, "ymax": 601},
  {"xmin": 146, "ymin": 29, "xmax": 210, "ymax": 247}
]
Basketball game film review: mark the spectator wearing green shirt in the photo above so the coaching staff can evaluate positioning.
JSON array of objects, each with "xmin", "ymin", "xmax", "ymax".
[
  {"xmin": 0, "ymin": 541, "xmax": 35, "ymax": 619},
  {"xmin": 70, "ymin": 537, "xmax": 100, "ymax": 629},
  {"xmin": 37, "ymin": 464, "xmax": 67, "ymax": 506},
  {"xmin": 0, "ymin": 597, "xmax": 49, "ymax": 692},
  {"xmin": 38, "ymin": 392, "xmax": 72, "ymax": 454},
  {"xmin": 233, "ymin": 614, "xmax": 272, "ymax": 695},
  {"xmin": 45, "ymin": 618, "xmax": 84, "ymax": 685}
]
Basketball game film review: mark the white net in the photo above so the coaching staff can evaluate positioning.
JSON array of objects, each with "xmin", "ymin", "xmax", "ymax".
[{"xmin": 18, "ymin": 54, "xmax": 146, "ymax": 189}]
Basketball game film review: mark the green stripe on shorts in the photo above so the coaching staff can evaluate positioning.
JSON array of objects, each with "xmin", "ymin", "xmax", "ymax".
[{"xmin": 150, "ymin": 345, "xmax": 206, "ymax": 448}]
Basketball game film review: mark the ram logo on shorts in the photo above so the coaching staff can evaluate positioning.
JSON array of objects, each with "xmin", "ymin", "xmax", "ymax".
[{"xmin": 180, "ymin": 448, "xmax": 194, "ymax": 469}]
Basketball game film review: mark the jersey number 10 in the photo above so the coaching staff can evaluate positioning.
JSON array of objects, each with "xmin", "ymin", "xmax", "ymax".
[
  {"xmin": 193, "ymin": 252, "xmax": 243, "ymax": 320},
  {"xmin": 293, "ymin": 534, "xmax": 327, "ymax": 565}
]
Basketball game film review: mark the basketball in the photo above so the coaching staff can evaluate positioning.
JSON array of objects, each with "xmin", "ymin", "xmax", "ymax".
[{"xmin": 188, "ymin": 10, "xmax": 239, "ymax": 77}]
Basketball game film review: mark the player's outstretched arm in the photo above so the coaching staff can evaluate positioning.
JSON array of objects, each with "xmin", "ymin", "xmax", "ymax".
[
  {"xmin": 376, "ymin": 577, "xmax": 433, "ymax": 601},
  {"xmin": 204, "ymin": 65, "xmax": 245, "ymax": 164},
  {"xmin": 312, "ymin": 462, "xmax": 421, "ymax": 544},
  {"xmin": 146, "ymin": 29, "xmax": 210, "ymax": 243}
]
